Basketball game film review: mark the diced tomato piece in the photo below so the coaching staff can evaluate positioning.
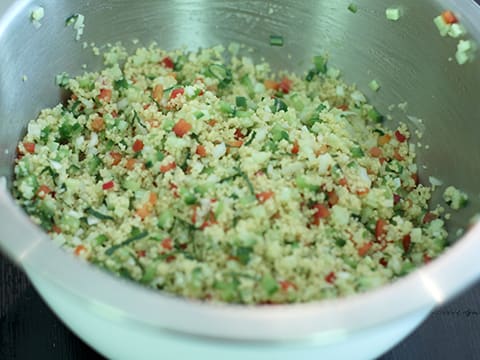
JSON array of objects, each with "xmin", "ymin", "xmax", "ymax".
[
  {"xmin": 264, "ymin": 79, "xmax": 279, "ymax": 90},
  {"xmin": 37, "ymin": 185, "xmax": 52, "ymax": 199},
  {"xmin": 393, "ymin": 194, "xmax": 401, "ymax": 205},
  {"xmin": 161, "ymin": 238, "xmax": 173, "ymax": 251},
  {"xmin": 279, "ymin": 280, "xmax": 297, "ymax": 291},
  {"xmin": 369, "ymin": 146, "xmax": 382, "ymax": 158},
  {"xmin": 160, "ymin": 162, "xmax": 176, "ymax": 173},
  {"xmin": 196, "ymin": 145, "xmax": 207, "ymax": 157},
  {"xmin": 234, "ymin": 128, "xmax": 245, "ymax": 140},
  {"xmin": 74, "ymin": 245, "xmax": 86, "ymax": 256},
  {"xmin": 166, "ymin": 255, "xmax": 176, "ymax": 263},
  {"xmin": 338, "ymin": 178, "xmax": 348, "ymax": 187},
  {"xmin": 161, "ymin": 56, "xmax": 175, "ymax": 69},
  {"xmin": 110, "ymin": 151, "xmax": 122, "ymax": 166},
  {"xmin": 173, "ymin": 119, "xmax": 192, "ymax": 137},
  {"xmin": 51, "ymin": 225, "xmax": 62, "ymax": 234},
  {"xmin": 169, "ymin": 87, "xmax": 184, "ymax": 100},
  {"xmin": 312, "ymin": 203, "xmax": 330, "ymax": 225},
  {"xmin": 337, "ymin": 104, "xmax": 349, "ymax": 111},
  {"xmin": 256, "ymin": 191, "xmax": 275, "ymax": 204},
  {"xmin": 208, "ymin": 119, "xmax": 217, "ymax": 127},
  {"xmin": 379, "ymin": 258, "xmax": 389, "ymax": 267},
  {"xmin": 98, "ymin": 88, "xmax": 112, "ymax": 102},
  {"xmin": 325, "ymin": 272, "xmax": 336, "ymax": 284},
  {"xmin": 136, "ymin": 250, "xmax": 146, "ymax": 258},
  {"xmin": 411, "ymin": 173, "xmax": 420, "ymax": 186},
  {"xmin": 356, "ymin": 188, "xmax": 370, "ymax": 196},
  {"xmin": 402, "ymin": 234, "xmax": 411, "ymax": 253},
  {"xmin": 378, "ymin": 134, "xmax": 391, "ymax": 146},
  {"xmin": 169, "ymin": 182, "xmax": 179, "ymax": 197},
  {"xmin": 442, "ymin": 10, "xmax": 458, "ymax": 24},
  {"xmin": 91, "ymin": 117, "xmax": 105, "ymax": 132},
  {"xmin": 423, "ymin": 254, "xmax": 432, "ymax": 264},
  {"xmin": 291, "ymin": 141, "xmax": 300, "ymax": 155},
  {"xmin": 358, "ymin": 241, "xmax": 373, "ymax": 257},
  {"xmin": 23, "ymin": 142, "xmax": 35, "ymax": 154},
  {"xmin": 375, "ymin": 219, "xmax": 388, "ymax": 242},
  {"xmin": 132, "ymin": 139, "xmax": 144, "ymax": 152},
  {"xmin": 423, "ymin": 212, "xmax": 437, "ymax": 224},
  {"xmin": 327, "ymin": 190, "xmax": 339, "ymax": 207},
  {"xmin": 102, "ymin": 180, "xmax": 115, "ymax": 190},
  {"xmin": 395, "ymin": 130, "xmax": 407, "ymax": 143},
  {"xmin": 278, "ymin": 77, "xmax": 292, "ymax": 94}
]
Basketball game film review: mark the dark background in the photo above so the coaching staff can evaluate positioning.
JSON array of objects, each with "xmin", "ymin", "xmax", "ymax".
[
  {"xmin": 1, "ymin": 253, "xmax": 480, "ymax": 359},
  {"xmin": 2, "ymin": 0, "xmax": 480, "ymax": 358}
]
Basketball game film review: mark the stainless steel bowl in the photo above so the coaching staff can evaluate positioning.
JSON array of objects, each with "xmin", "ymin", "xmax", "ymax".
[{"xmin": 1, "ymin": 0, "xmax": 480, "ymax": 347}]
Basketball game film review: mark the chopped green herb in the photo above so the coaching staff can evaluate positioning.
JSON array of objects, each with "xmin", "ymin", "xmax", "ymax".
[
  {"xmin": 269, "ymin": 34, "xmax": 284, "ymax": 47},
  {"xmin": 105, "ymin": 230, "xmax": 149, "ymax": 255},
  {"xmin": 86, "ymin": 207, "xmax": 114, "ymax": 221},
  {"xmin": 348, "ymin": 3, "xmax": 358, "ymax": 13}
]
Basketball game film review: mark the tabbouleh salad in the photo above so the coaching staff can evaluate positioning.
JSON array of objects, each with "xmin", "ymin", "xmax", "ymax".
[{"xmin": 13, "ymin": 44, "xmax": 460, "ymax": 304}]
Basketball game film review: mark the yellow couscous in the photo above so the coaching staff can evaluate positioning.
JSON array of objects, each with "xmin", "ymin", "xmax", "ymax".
[{"xmin": 13, "ymin": 44, "xmax": 451, "ymax": 304}]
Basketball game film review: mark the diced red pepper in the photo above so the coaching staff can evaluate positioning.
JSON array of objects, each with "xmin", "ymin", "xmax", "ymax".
[
  {"xmin": 132, "ymin": 139, "xmax": 144, "ymax": 152},
  {"xmin": 110, "ymin": 151, "xmax": 122, "ymax": 166},
  {"xmin": 173, "ymin": 119, "xmax": 192, "ymax": 137},
  {"xmin": 161, "ymin": 238, "xmax": 173, "ymax": 251},
  {"xmin": 161, "ymin": 56, "xmax": 175, "ymax": 69},
  {"xmin": 279, "ymin": 280, "xmax": 297, "ymax": 291},
  {"xmin": 98, "ymin": 88, "xmax": 112, "ymax": 102},
  {"xmin": 375, "ymin": 219, "xmax": 388, "ymax": 242},
  {"xmin": 402, "ymin": 234, "xmax": 411, "ymax": 253},
  {"xmin": 312, "ymin": 203, "xmax": 330, "ymax": 225},
  {"xmin": 442, "ymin": 10, "xmax": 458, "ymax": 24},
  {"xmin": 196, "ymin": 145, "xmax": 207, "ymax": 157},
  {"xmin": 23, "ymin": 142, "xmax": 35, "ymax": 154},
  {"xmin": 256, "ymin": 191, "xmax": 275, "ymax": 204},
  {"xmin": 51, "ymin": 225, "xmax": 62, "ymax": 234},
  {"xmin": 291, "ymin": 140, "xmax": 300, "ymax": 155},
  {"xmin": 234, "ymin": 128, "xmax": 245, "ymax": 140},
  {"xmin": 169, "ymin": 87, "xmax": 184, "ymax": 100},
  {"xmin": 136, "ymin": 250, "xmax": 146, "ymax": 258},
  {"xmin": 327, "ymin": 190, "xmax": 339, "ymax": 207},
  {"xmin": 166, "ymin": 255, "xmax": 176, "ymax": 263},
  {"xmin": 325, "ymin": 272, "xmax": 336, "ymax": 284},
  {"xmin": 338, "ymin": 178, "xmax": 348, "ymax": 187},
  {"xmin": 358, "ymin": 241, "xmax": 373, "ymax": 257},
  {"xmin": 169, "ymin": 182, "xmax": 179, "ymax": 197},
  {"xmin": 160, "ymin": 162, "xmax": 176, "ymax": 173},
  {"xmin": 37, "ymin": 185, "xmax": 52, "ymax": 199},
  {"xmin": 74, "ymin": 244, "xmax": 86, "ymax": 256},
  {"xmin": 394, "ymin": 194, "xmax": 401, "ymax": 205},
  {"xmin": 395, "ymin": 130, "xmax": 407, "ymax": 143},
  {"xmin": 278, "ymin": 77, "xmax": 292, "ymax": 94},
  {"xmin": 336, "ymin": 104, "xmax": 349, "ymax": 111},
  {"xmin": 423, "ymin": 254, "xmax": 432, "ymax": 264},
  {"xmin": 411, "ymin": 173, "xmax": 420, "ymax": 186},
  {"xmin": 423, "ymin": 212, "xmax": 437, "ymax": 224},
  {"xmin": 102, "ymin": 180, "xmax": 115, "ymax": 190},
  {"xmin": 379, "ymin": 258, "xmax": 389, "ymax": 267}
]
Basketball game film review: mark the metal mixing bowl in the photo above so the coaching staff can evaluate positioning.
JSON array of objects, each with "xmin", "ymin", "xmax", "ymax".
[{"xmin": 1, "ymin": 0, "xmax": 480, "ymax": 356}]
